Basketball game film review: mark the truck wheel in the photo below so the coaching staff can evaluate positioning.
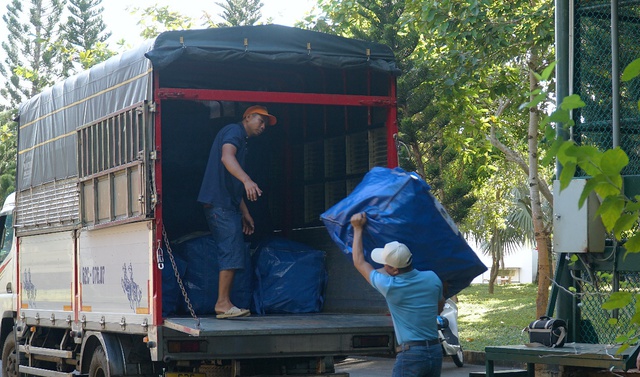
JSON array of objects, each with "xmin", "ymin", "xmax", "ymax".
[
  {"xmin": 2, "ymin": 331, "xmax": 18, "ymax": 377},
  {"xmin": 89, "ymin": 346, "xmax": 109, "ymax": 377}
]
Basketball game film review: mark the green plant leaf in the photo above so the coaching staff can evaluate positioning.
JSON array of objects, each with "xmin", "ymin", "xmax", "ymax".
[
  {"xmin": 560, "ymin": 94, "xmax": 586, "ymax": 110},
  {"xmin": 602, "ymin": 291, "xmax": 633, "ymax": 310},
  {"xmin": 625, "ymin": 233, "xmax": 640, "ymax": 253},
  {"xmin": 616, "ymin": 343, "xmax": 630, "ymax": 354},
  {"xmin": 621, "ymin": 58, "xmax": 640, "ymax": 82},
  {"xmin": 540, "ymin": 61, "xmax": 557, "ymax": 81},
  {"xmin": 596, "ymin": 194, "xmax": 625, "ymax": 231},
  {"xmin": 559, "ymin": 162, "xmax": 577, "ymax": 191},
  {"xmin": 600, "ymin": 147, "xmax": 629, "ymax": 175},
  {"xmin": 613, "ymin": 212, "xmax": 639, "ymax": 239},
  {"xmin": 578, "ymin": 177, "xmax": 601, "ymax": 208}
]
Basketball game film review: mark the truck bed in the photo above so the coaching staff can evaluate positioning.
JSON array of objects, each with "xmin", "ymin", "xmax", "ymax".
[{"xmin": 164, "ymin": 313, "xmax": 393, "ymax": 337}]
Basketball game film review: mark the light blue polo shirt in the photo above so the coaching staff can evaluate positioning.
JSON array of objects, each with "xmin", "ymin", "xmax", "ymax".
[{"xmin": 370, "ymin": 268, "xmax": 443, "ymax": 345}]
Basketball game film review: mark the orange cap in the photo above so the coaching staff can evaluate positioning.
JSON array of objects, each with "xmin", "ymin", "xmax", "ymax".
[{"xmin": 243, "ymin": 105, "xmax": 277, "ymax": 126}]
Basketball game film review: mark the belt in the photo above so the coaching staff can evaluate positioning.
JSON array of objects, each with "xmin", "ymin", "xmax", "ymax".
[{"xmin": 395, "ymin": 339, "xmax": 440, "ymax": 353}]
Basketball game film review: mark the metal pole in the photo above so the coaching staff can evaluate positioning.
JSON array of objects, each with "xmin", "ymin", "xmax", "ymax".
[
  {"xmin": 611, "ymin": 0, "xmax": 620, "ymax": 148},
  {"xmin": 554, "ymin": 0, "xmax": 575, "ymax": 341}
]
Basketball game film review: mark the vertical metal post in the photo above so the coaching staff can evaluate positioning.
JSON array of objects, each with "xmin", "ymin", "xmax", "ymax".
[
  {"xmin": 611, "ymin": 0, "xmax": 620, "ymax": 148},
  {"xmin": 554, "ymin": 0, "xmax": 575, "ymax": 341}
]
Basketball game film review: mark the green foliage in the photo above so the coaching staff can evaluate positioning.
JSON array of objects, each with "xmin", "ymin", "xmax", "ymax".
[
  {"xmin": 213, "ymin": 0, "xmax": 264, "ymax": 27},
  {"xmin": 0, "ymin": 0, "xmax": 65, "ymax": 106},
  {"xmin": 0, "ymin": 110, "xmax": 17, "ymax": 201},
  {"xmin": 130, "ymin": 5, "xmax": 195, "ymax": 40},
  {"xmin": 60, "ymin": 0, "xmax": 114, "ymax": 76}
]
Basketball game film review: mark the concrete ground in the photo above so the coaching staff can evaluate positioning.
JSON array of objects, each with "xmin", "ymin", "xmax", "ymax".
[{"xmin": 334, "ymin": 351, "xmax": 523, "ymax": 377}]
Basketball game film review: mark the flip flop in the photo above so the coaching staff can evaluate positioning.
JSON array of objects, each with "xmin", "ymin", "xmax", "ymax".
[{"xmin": 216, "ymin": 306, "xmax": 251, "ymax": 319}]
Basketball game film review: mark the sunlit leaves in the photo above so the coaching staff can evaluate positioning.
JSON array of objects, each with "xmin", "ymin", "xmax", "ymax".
[
  {"xmin": 621, "ymin": 58, "xmax": 640, "ymax": 82},
  {"xmin": 602, "ymin": 291, "xmax": 634, "ymax": 310}
]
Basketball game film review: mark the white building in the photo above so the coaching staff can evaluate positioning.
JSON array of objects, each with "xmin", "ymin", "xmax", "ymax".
[{"xmin": 469, "ymin": 241, "xmax": 538, "ymax": 284}]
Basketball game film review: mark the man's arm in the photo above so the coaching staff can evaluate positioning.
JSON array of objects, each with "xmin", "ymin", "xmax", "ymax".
[
  {"xmin": 221, "ymin": 143, "xmax": 262, "ymax": 201},
  {"xmin": 350, "ymin": 212, "xmax": 375, "ymax": 283}
]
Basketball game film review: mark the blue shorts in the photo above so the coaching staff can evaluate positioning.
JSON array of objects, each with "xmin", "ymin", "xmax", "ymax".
[{"xmin": 203, "ymin": 206, "xmax": 246, "ymax": 270}]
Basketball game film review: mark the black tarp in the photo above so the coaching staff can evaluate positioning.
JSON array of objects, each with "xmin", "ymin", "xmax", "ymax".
[{"xmin": 145, "ymin": 25, "xmax": 400, "ymax": 75}]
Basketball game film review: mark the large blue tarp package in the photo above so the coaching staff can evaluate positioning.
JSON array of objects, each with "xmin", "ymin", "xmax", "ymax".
[
  {"xmin": 253, "ymin": 237, "xmax": 327, "ymax": 315},
  {"xmin": 320, "ymin": 167, "xmax": 487, "ymax": 298},
  {"xmin": 168, "ymin": 234, "xmax": 252, "ymax": 315},
  {"xmin": 161, "ymin": 247, "xmax": 187, "ymax": 317}
]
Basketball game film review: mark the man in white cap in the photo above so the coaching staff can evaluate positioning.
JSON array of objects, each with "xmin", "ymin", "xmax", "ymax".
[
  {"xmin": 350, "ymin": 212, "xmax": 444, "ymax": 377},
  {"xmin": 199, "ymin": 105, "xmax": 277, "ymax": 319}
]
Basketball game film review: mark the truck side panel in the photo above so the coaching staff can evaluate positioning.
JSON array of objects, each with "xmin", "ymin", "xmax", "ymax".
[
  {"xmin": 19, "ymin": 232, "xmax": 74, "ymax": 320},
  {"xmin": 78, "ymin": 221, "xmax": 152, "ymax": 333}
]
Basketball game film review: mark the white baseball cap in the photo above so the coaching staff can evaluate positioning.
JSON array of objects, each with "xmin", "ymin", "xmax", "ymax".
[{"xmin": 371, "ymin": 241, "xmax": 413, "ymax": 268}]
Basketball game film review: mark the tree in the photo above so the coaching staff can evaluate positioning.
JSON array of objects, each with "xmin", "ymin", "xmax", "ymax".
[
  {"xmin": 59, "ymin": 0, "xmax": 114, "ymax": 75},
  {"xmin": 0, "ymin": 110, "xmax": 17, "ymax": 201},
  {"xmin": 129, "ymin": 5, "xmax": 195, "ymax": 40},
  {"xmin": 307, "ymin": 0, "xmax": 485, "ymax": 225},
  {"xmin": 212, "ymin": 0, "xmax": 263, "ymax": 27},
  {"xmin": 0, "ymin": 0, "xmax": 65, "ymax": 107},
  {"xmin": 403, "ymin": 0, "xmax": 556, "ymax": 317}
]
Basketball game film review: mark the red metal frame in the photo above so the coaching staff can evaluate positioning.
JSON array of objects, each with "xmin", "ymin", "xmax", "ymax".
[
  {"xmin": 152, "ymin": 79, "xmax": 399, "ymax": 325},
  {"xmin": 156, "ymin": 88, "xmax": 395, "ymax": 107}
]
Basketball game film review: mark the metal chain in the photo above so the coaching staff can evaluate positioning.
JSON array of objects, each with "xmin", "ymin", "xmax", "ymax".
[{"xmin": 161, "ymin": 225, "xmax": 200, "ymax": 328}]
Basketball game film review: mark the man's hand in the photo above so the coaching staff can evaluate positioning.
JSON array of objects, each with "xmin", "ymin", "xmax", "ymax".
[
  {"xmin": 242, "ymin": 212, "xmax": 255, "ymax": 235},
  {"xmin": 350, "ymin": 212, "xmax": 367, "ymax": 229},
  {"xmin": 243, "ymin": 179, "xmax": 262, "ymax": 202}
]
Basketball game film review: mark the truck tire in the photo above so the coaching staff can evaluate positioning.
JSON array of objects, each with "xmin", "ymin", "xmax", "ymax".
[
  {"xmin": 2, "ymin": 331, "xmax": 18, "ymax": 377},
  {"xmin": 88, "ymin": 346, "xmax": 109, "ymax": 377}
]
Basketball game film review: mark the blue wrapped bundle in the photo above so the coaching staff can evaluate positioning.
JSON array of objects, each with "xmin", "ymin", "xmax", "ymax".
[
  {"xmin": 253, "ymin": 237, "xmax": 327, "ymax": 314},
  {"xmin": 175, "ymin": 234, "xmax": 252, "ymax": 315},
  {"xmin": 320, "ymin": 167, "xmax": 487, "ymax": 297},
  {"xmin": 161, "ymin": 247, "xmax": 187, "ymax": 317}
]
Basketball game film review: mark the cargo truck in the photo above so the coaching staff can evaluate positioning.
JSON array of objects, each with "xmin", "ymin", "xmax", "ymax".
[{"xmin": 0, "ymin": 25, "xmax": 401, "ymax": 377}]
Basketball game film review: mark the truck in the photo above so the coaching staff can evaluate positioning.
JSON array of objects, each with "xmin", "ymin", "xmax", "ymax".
[{"xmin": 0, "ymin": 25, "xmax": 401, "ymax": 377}]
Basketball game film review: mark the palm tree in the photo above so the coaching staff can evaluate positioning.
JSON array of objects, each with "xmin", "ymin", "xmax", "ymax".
[{"xmin": 470, "ymin": 184, "xmax": 551, "ymax": 293}]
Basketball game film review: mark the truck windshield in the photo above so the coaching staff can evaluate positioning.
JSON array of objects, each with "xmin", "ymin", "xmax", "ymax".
[{"xmin": 0, "ymin": 214, "xmax": 13, "ymax": 263}]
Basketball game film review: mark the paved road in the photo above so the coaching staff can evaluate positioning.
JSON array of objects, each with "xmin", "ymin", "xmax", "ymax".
[{"xmin": 335, "ymin": 355, "xmax": 499, "ymax": 377}]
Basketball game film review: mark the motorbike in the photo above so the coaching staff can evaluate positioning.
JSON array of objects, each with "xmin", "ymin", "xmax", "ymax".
[{"xmin": 437, "ymin": 298, "xmax": 464, "ymax": 367}]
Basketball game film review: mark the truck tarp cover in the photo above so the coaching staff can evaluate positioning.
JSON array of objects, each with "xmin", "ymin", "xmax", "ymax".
[
  {"xmin": 320, "ymin": 167, "xmax": 488, "ymax": 298},
  {"xmin": 17, "ymin": 41, "xmax": 154, "ymax": 189},
  {"xmin": 18, "ymin": 25, "xmax": 398, "ymax": 190},
  {"xmin": 145, "ymin": 24, "xmax": 400, "ymax": 74}
]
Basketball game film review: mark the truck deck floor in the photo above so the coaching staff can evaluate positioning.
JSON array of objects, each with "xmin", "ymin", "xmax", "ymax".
[{"xmin": 164, "ymin": 313, "xmax": 393, "ymax": 337}]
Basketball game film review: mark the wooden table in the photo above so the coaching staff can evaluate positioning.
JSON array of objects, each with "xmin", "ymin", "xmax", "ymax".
[{"xmin": 485, "ymin": 343, "xmax": 639, "ymax": 377}]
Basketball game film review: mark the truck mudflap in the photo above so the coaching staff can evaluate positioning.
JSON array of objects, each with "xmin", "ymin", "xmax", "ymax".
[{"xmin": 161, "ymin": 314, "xmax": 395, "ymax": 360}]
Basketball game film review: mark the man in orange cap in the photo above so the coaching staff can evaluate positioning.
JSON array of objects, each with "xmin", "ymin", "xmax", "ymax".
[{"xmin": 198, "ymin": 105, "xmax": 277, "ymax": 319}]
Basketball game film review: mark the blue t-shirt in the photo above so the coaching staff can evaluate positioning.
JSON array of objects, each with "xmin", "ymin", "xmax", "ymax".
[
  {"xmin": 370, "ymin": 269, "xmax": 443, "ymax": 345},
  {"xmin": 198, "ymin": 123, "xmax": 248, "ymax": 209}
]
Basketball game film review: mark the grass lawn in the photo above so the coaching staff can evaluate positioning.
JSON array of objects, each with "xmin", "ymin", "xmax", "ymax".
[{"xmin": 456, "ymin": 283, "xmax": 538, "ymax": 352}]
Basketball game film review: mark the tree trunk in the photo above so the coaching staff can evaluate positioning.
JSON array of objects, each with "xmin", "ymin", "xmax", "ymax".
[
  {"xmin": 488, "ymin": 255, "xmax": 500, "ymax": 294},
  {"xmin": 527, "ymin": 62, "xmax": 552, "ymax": 318}
]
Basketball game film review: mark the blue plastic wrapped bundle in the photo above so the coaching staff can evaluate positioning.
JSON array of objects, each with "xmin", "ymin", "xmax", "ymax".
[
  {"xmin": 161, "ymin": 247, "xmax": 187, "ymax": 317},
  {"xmin": 253, "ymin": 237, "xmax": 327, "ymax": 314},
  {"xmin": 174, "ymin": 234, "xmax": 252, "ymax": 315},
  {"xmin": 320, "ymin": 167, "xmax": 487, "ymax": 297}
]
